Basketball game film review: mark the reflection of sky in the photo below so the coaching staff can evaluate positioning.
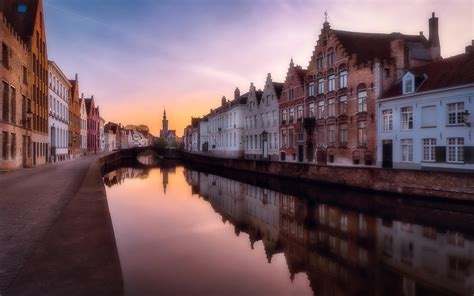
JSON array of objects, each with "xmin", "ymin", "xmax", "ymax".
[{"xmin": 44, "ymin": 0, "xmax": 473, "ymax": 135}]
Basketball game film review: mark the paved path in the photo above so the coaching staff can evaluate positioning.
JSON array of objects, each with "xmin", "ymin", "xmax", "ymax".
[{"xmin": 0, "ymin": 156, "xmax": 96, "ymax": 293}]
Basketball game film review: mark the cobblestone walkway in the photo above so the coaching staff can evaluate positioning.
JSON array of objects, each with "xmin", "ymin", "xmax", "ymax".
[{"xmin": 0, "ymin": 156, "xmax": 95, "ymax": 293}]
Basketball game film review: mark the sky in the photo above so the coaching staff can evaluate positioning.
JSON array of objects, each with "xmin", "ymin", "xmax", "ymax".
[{"xmin": 43, "ymin": 0, "xmax": 473, "ymax": 136}]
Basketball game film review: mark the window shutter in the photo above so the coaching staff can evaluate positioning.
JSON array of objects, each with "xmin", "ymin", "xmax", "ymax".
[
  {"xmin": 435, "ymin": 146, "xmax": 446, "ymax": 163},
  {"xmin": 464, "ymin": 146, "xmax": 474, "ymax": 164}
]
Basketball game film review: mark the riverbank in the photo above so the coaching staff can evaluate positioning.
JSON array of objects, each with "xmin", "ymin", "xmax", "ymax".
[
  {"xmin": 182, "ymin": 152, "xmax": 474, "ymax": 201},
  {"xmin": 2, "ymin": 155, "xmax": 123, "ymax": 296}
]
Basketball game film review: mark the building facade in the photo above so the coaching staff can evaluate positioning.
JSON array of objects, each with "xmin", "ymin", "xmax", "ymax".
[
  {"xmin": 99, "ymin": 116, "xmax": 105, "ymax": 152},
  {"xmin": 79, "ymin": 94, "xmax": 87, "ymax": 155},
  {"xmin": 207, "ymin": 90, "xmax": 247, "ymax": 158},
  {"xmin": 68, "ymin": 74, "xmax": 81, "ymax": 158},
  {"xmin": 0, "ymin": 8, "xmax": 33, "ymax": 169},
  {"xmin": 0, "ymin": 0, "xmax": 49, "ymax": 169},
  {"xmin": 279, "ymin": 59, "xmax": 307, "ymax": 162},
  {"xmin": 377, "ymin": 50, "xmax": 474, "ymax": 171},
  {"xmin": 244, "ymin": 74, "xmax": 282, "ymax": 161},
  {"xmin": 48, "ymin": 61, "xmax": 70, "ymax": 162},
  {"xmin": 85, "ymin": 96, "xmax": 100, "ymax": 154}
]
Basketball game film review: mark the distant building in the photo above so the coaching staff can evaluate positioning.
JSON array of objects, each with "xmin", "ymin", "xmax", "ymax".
[
  {"xmin": 244, "ymin": 74, "xmax": 282, "ymax": 161},
  {"xmin": 377, "ymin": 48, "xmax": 474, "ymax": 171},
  {"xmin": 99, "ymin": 117, "xmax": 105, "ymax": 152},
  {"xmin": 104, "ymin": 122, "xmax": 120, "ymax": 151},
  {"xmin": 48, "ymin": 61, "xmax": 71, "ymax": 162},
  {"xmin": 68, "ymin": 74, "xmax": 81, "ymax": 158},
  {"xmin": 199, "ymin": 116, "xmax": 209, "ymax": 152},
  {"xmin": 207, "ymin": 90, "xmax": 248, "ymax": 158},
  {"xmin": 79, "ymin": 95, "xmax": 87, "ymax": 155},
  {"xmin": 85, "ymin": 96, "xmax": 100, "ymax": 154},
  {"xmin": 159, "ymin": 109, "xmax": 177, "ymax": 146}
]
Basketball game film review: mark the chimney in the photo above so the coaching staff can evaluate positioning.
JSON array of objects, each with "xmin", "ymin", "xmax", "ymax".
[
  {"xmin": 234, "ymin": 87, "xmax": 240, "ymax": 99},
  {"xmin": 221, "ymin": 96, "xmax": 226, "ymax": 106},
  {"xmin": 429, "ymin": 12, "xmax": 441, "ymax": 59},
  {"xmin": 466, "ymin": 40, "xmax": 474, "ymax": 54}
]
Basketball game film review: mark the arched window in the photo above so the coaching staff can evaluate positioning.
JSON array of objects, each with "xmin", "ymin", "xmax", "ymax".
[
  {"xmin": 317, "ymin": 52, "xmax": 324, "ymax": 69},
  {"xmin": 327, "ymin": 48, "xmax": 335, "ymax": 66},
  {"xmin": 338, "ymin": 64, "xmax": 348, "ymax": 88},
  {"xmin": 357, "ymin": 84, "xmax": 367, "ymax": 113}
]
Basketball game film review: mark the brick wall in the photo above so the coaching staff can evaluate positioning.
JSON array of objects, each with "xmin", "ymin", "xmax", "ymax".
[{"xmin": 183, "ymin": 152, "xmax": 474, "ymax": 201}]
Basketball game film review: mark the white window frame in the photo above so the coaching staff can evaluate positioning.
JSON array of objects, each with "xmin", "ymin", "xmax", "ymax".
[
  {"xmin": 401, "ymin": 106, "xmax": 414, "ymax": 131},
  {"xmin": 447, "ymin": 137, "xmax": 464, "ymax": 163},
  {"xmin": 447, "ymin": 102, "xmax": 465, "ymax": 125},
  {"xmin": 422, "ymin": 138, "xmax": 436, "ymax": 162},
  {"xmin": 382, "ymin": 109, "xmax": 393, "ymax": 132},
  {"xmin": 401, "ymin": 139, "xmax": 413, "ymax": 162}
]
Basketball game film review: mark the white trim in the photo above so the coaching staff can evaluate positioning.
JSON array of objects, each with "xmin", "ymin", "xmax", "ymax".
[{"xmin": 381, "ymin": 83, "xmax": 474, "ymax": 102}]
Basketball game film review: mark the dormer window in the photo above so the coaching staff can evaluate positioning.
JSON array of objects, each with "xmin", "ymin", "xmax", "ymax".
[
  {"xmin": 402, "ymin": 72, "xmax": 415, "ymax": 95},
  {"xmin": 17, "ymin": 4, "xmax": 28, "ymax": 13}
]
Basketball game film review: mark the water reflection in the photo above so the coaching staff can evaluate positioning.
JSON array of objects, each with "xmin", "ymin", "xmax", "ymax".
[{"xmin": 105, "ymin": 163, "xmax": 474, "ymax": 296}]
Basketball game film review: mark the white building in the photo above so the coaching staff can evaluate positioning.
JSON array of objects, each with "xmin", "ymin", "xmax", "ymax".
[
  {"xmin": 244, "ymin": 74, "xmax": 282, "ymax": 160},
  {"xmin": 199, "ymin": 117, "xmax": 209, "ymax": 152},
  {"xmin": 207, "ymin": 89, "xmax": 247, "ymax": 158},
  {"xmin": 79, "ymin": 95, "xmax": 87, "ymax": 155},
  {"xmin": 48, "ymin": 61, "xmax": 71, "ymax": 162},
  {"xmin": 377, "ymin": 50, "xmax": 474, "ymax": 171},
  {"xmin": 99, "ymin": 117, "xmax": 105, "ymax": 152}
]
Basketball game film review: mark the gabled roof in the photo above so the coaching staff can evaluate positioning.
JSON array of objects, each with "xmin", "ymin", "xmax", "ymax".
[
  {"xmin": 255, "ymin": 90, "xmax": 263, "ymax": 104},
  {"xmin": 85, "ymin": 98, "xmax": 94, "ymax": 115},
  {"xmin": 332, "ymin": 30, "xmax": 430, "ymax": 63},
  {"xmin": 210, "ymin": 92, "xmax": 249, "ymax": 116},
  {"xmin": 384, "ymin": 52, "xmax": 474, "ymax": 98}
]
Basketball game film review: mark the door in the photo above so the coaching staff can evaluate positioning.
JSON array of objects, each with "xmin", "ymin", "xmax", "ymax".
[
  {"xmin": 298, "ymin": 145, "xmax": 304, "ymax": 162},
  {"xmin": 382, "ymin": 140, "xmax": 393, "ymax": 168},
  {"xmin": 22, "ymin": 136, "xmax": 27, "ymax": 167}
]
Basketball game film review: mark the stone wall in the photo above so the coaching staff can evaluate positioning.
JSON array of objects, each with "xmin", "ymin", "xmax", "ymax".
[{"xmin": 183, "ymin": 152, "xmax": 474, "ymax": 201}]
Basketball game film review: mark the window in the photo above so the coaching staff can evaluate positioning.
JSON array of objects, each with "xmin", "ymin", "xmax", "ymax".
[
  {"xmin": 317, "ymin": 53, "xmax": 323, "ymax": 69},
  {"xmin": 297, "ymin": 105, "xmax": 303, "ymax": 119},
  {"xmin": 282, "ymin": 109, "xmax": 288, "ymax": 123},
  {"xmin": 401, "ymin": 139, "xmax": 413, "ymax": 162},
  {"xmin": 339, "ymin": 124, "xmax": 347, "ymax": 146},
  {"xmin": 421, "ymin": 105, "xmax": 437, "ymax": 127},
  {"xmin": 308, "ymin": 82, "xmax": 315, "ymax": 96},
  {"xmin": 328, "ymin": 98, "xmax": 336, "ymax": 117},
  {"xmin": 357, "ymin": 87, "xmax": 367, "ymax": 112},
  {"xmin": 404, "ymin": 77, "xmax": 414, "ymax": 94},
  {"xmin": 327, "ymin": 49, "xmax": 335, "ymax": 66},
  {"xmin": 328, "ymin": 125, "xmax": 336, "ymax": 146},
  {"xmin": 2, "ymin": 81, "xmax": 9, "ymax": 121},
  {"xmin": 423, "ymin": 138, "xmax": 436, "ymax": 162},
  {"xmin": 328, "ymin": 74, "xmax": 336, "ymax": 91},
  {"xmin": 401, "ymin": 107, "xmax": 414, "ymax": 130},
  {"xmin": 2, "ymin": 43, "xmax": 9, "ymax": 68},
  {"xmin": 281, "ymin": 130, "xmax": 287, "ymax": 147},
  {"xmin": 11, "ymin": 87, "xmax": 16, "ymax": 124},
  {"xmin": 447, "ymin": 138, "xmax": 464, "ymax": 163},
  {"xmin": 289, "ymin": 108, "xmax": 295, "ymax": 122},
  {"xmin": 17, "ymin": 3, "xmax": 28, "ymax": 13},
  {"xmin": 308, "ymin": 102, "xmax": 315, "ymax": 117},
  {"xmin": 273, "ymin": 111, "xmax": 278, "ymax": 126},
  {"xmin": 288, "ymin": 89, "xmax": 294, "ymax": 100},
  {"xmin": 317, "ymin": 100, "xmax": 325, "ymax": 119},
  {"xmin": 447, "ymin": 102, "xmax": 465, "ymax": 125},
  {"xmin": 357, "ymin": 121, "xmax": 367, "ymax": 147},
  {"xmin": 339, "ymin": 70, "xmax": 348, "ymax": 88},
  {"xmin": 2, "ymin": 132, "xmax": 8, "ymax": 160},
  {"xmin": 318, "ymin": 78, "xmax": 325, "ymax": 94},
  {"xmin": 339, "ymin": 96, "xmax": 347, "ymax": 114},
  {"xmin": 23, "ymin": 66, "xmax": 28, "ymax": 84},
  {"xmin": 10, "ymin": 133, "xmax": 16, "ymax": 159},
  {"xmin": 382, "ymin": 109, "xmax": 393, "ymax": 131}
]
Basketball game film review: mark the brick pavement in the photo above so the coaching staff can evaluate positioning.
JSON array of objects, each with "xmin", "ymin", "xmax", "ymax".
[{"xmin": 0, "ymin": 156, "xmax": 95, "ymax": 293}]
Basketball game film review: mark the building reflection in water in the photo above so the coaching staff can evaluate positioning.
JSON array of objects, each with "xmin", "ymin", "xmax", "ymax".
[
  {"xmin": 105, "ymin": 164, "xmax": 474, "ymax": 296},
  {"xmin": 181, "ymin": 168, "xmax": 474, "ymax": 296}
]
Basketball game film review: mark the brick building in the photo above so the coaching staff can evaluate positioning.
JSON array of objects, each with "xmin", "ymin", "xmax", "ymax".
[
  {"xmin": 303, "ymin": 15, "xmax": 441, "ymax": 166},
  {"xmin": 0, "ymin": 0, "xmax": 48, "ymax": 169},
  {"xmin": 68, "ymin": 74, "xmax": 81, "ymax": 157},
  {"xmin": 279, "ymin": 59, "xmax": 307, "ymax": 162},
  {"xmin": 85, "ymin": 95, "xmax": 100, "ymax": 154}
]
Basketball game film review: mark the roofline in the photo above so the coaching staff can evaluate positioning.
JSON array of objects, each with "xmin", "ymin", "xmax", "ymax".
[
  {"xmin": 381, "ymin": 83, "xmax": 474, "ymax": 102},
  {"xmin": 48, "ymin": 60, "xmax": 72, "ymax": 87}
]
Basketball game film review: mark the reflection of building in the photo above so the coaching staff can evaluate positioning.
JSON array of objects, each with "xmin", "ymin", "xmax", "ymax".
[
  {"xmin": 160, "ymin": 165, "xmax": 175, "ymax": 194},
  {"xmin": 377, "ymin": 220, "xmax": 474, "ymax": 295},
  {"xmin": 103, "ymin": 167, "xmax": 148, "ymax": 187}
]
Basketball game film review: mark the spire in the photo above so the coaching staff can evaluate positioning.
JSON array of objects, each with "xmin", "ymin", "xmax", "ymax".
[
  {"xmin": 289, "ymin": 58, "xmax": 294, "ymax": 68},
  {"xmin": 163, "ymin": 108, "xmax": 167, "ymax": 120},
  {"xmin": 323, "ymin": 10, "xmax": 330, "ymax": 29}
]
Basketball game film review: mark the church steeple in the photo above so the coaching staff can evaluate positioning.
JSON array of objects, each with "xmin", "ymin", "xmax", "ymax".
[{"xmin": 162, "ymin": 108, "xmax": 168, "ymax": 135}]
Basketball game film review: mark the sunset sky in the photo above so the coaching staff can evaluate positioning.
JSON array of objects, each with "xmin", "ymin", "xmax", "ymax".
[{"xmin": 43, "ymin": 0, "xmax": 473, "ymax": 136}]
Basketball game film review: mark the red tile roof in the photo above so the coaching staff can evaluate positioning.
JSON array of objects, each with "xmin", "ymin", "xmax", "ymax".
[{"xmin": 384, "ymin": 52, "xmax": 474, "ymax": 98}]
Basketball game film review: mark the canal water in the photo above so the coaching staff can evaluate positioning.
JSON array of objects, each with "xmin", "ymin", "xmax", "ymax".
[{"xmin": 103, "ymin": 160, "xmax": 474, "ymax": 296}]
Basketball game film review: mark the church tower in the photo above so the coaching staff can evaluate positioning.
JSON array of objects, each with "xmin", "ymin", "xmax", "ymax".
[{"xmin": 162, "ymin": 109, "xmax": 169, "ymax": 136}]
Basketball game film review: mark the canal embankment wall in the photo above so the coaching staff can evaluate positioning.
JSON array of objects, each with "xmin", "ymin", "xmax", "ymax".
[{"xmin": 181, "ymin": 152, "xmax": 474, "ymax": 201}]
